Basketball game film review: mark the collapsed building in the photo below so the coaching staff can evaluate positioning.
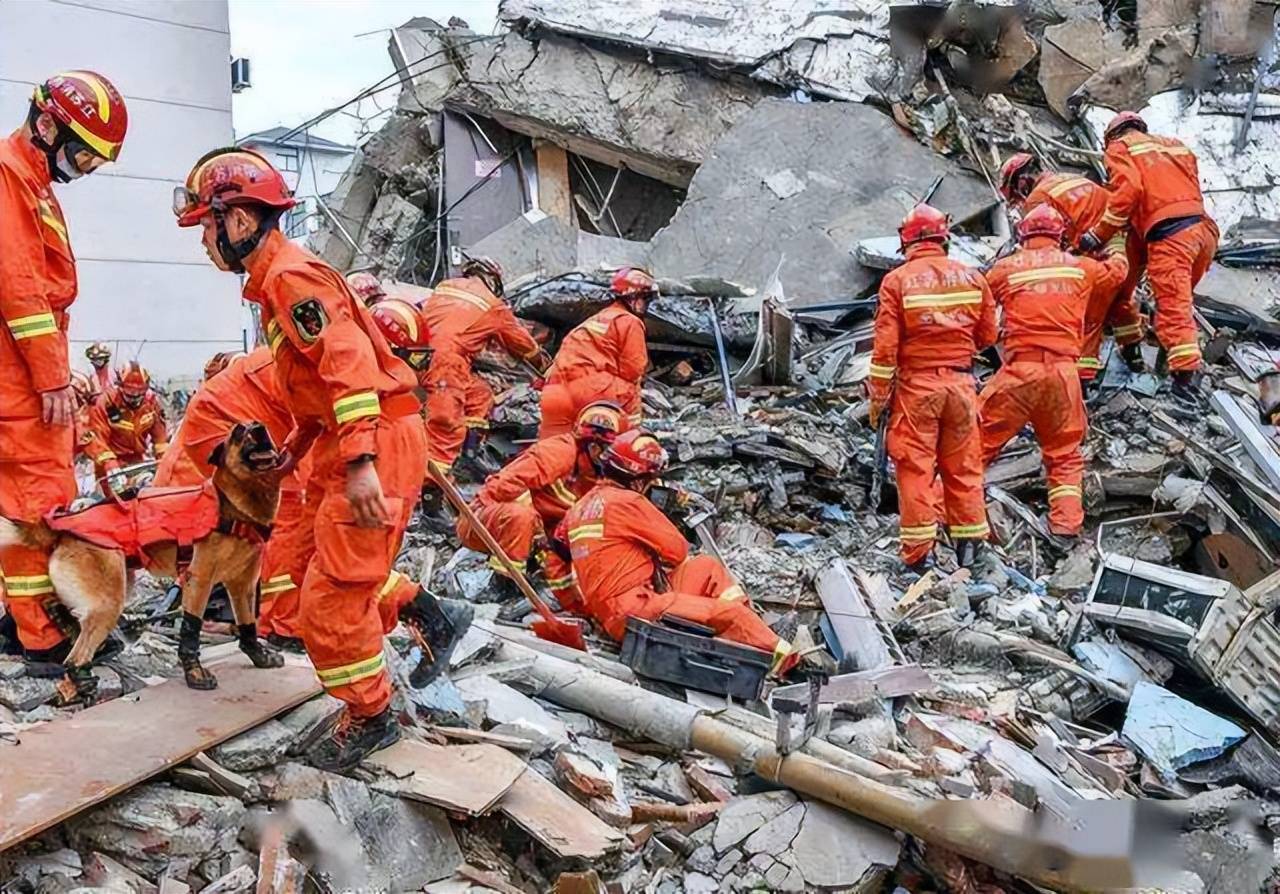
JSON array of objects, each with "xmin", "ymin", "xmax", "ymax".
[{"xmin": 5, "ymin": 1, "xmax": 1280, "ymax": 892}]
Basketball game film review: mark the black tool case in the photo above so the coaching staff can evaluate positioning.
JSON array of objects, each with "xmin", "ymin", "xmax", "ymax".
[{"xmin": 619, "ymin": 616, "xmax": 772, "ymax": 700}]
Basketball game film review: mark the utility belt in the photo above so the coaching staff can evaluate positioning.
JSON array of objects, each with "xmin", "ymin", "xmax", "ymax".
[{"xmin": 1146, "ymin": 214, "xmax": 1202, "ymax": 243}]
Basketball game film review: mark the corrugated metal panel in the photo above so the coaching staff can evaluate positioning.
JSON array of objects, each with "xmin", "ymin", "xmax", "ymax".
[{"xmin": 1191, "ymin": 570, "xmax": 1280, "ymax": 735}]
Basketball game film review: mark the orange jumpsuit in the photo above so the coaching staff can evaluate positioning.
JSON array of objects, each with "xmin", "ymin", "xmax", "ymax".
[
  {"xmin": 245, "ymin": 229, "xmax": 426, "ymax": 719},
  {"xmin": 869, "ymin": 242, "xmax": 997, "ymax": 565},
  {"xmin": 456, "ymin": 433, "xmax": 594, "ymax": 610},
  {"xmin": 540, "ymin": 302, "xmax": 647, "ymax": 438},
  {"xmin": 81, "ymin": 390, "xmax": 169, "ymax": 480},
  {"xmin": 418, "ymin": 278, "xmax": 540, "ymax": 468},
  {"xmin": 979, "ymin": 236, "xmax": 1129, "ymax": 534},
  {"xmin": 563, "ymin": 483, "xmax": 787, "ymax": 663},
  {"xmin": 1023, "ymin": 173, "xmax": 1144, "ymax": 379},
  {"xmin": 1093, "ymin": 131, "xmax": 1218, "ymax": 373},
  {"xmin": 0, "ymin": 132, "xmax": 80, "ymax": 651}
]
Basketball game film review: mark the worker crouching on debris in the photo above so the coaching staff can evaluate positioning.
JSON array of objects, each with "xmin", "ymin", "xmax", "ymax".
[
  {"xmin": 869, "ymin": 204, "xmax": 996, "ymax": 571},
  {"xmin": 175, "ymin": 147, "xmax": 473, "ymax": 770},
  {"xmin": 419, "ymin": 256, "xmax": 549, "ymax": 480},
  {"xmin": 539, "ymin": 267, "xmax": 653, "ymax": 438},
  {"xmin": 0, "ymin": 71, "xmax": 127, "ymax": 673},
  {"xmin": 1000, "ymin": 153, "xmax": 1145, "ymax": 382},
  {"xmin": 81, "ymin": 361, "xmax": 169, "ymax": 496},
  {"xmin": 457, "ymin": 401, "xmax": 625, "ymax": 610},
  {"xmin": 978, "ymin": 206, "xmax": 1129, "ymax": 537},
  {"xmin": 1080, "ymin": 112, "xmax": 1219, "ymax": 413},
  {"xmin": 561, "ymin": 430, "xmax": 798, "ymax": 674}
]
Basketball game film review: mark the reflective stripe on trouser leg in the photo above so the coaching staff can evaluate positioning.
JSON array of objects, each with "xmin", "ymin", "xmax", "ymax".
[
  {"xmin": 0, "ymin": 543, "xmax": 65, "ymax": 651},
  {"xmin": 933, "ymin": 374, "xmax": 988, "ymax": 546},
  {"xmin": 1147, "ymin": 223, "xmax": 1215, "ymax": 373}
]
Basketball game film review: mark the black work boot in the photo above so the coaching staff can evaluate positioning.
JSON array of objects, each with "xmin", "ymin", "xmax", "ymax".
[
  {"xmin": 398, "ymin": 588, "xmax": 474, "ymax": 688},
  {"xmin": 955, "ymin": 539, "xmax": 982, "ymax": 569},
  {"xmin": 1169, "ymin": 371, "xmax": 1203, "ymax": 419},
  {"xmin": 266, "ymin": 632, "xmax": 307, "ymax": 654},
  {"xmin": 178, "ymin": 611, "xmax": 217, "ymax": 690},
  {"xmin": 308, "ymin": 706, "xmax": 401, "ymax": 773},
  {"xmin": 905, "ymin": 553, "xmax": 935, "ymax": 576},
  {"xmin": 453, "ymin": 429, "xmax": 500, "ymax": 483},
  {"xmin": 1120, "ymin": 342, "xmax": 1146, "ymax": 373},
  {"xmin": 55, "ymin": 663, "xmax": 98, "ymax": 706},
  {"xmin": 238, "ymin": 623, "xmax": 284, "ymax": 670},
  {"xmin": 418, "ymin": 486, "xmax": 455, "ymax": 535}
]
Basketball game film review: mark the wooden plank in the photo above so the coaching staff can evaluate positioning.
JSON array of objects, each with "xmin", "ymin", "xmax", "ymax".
[
  {"xmin": 535, "ymin": 142, "xmax": 574, "ymax": 225},
  {"xmin": 771, "ymin": 665, "xmax": 935, "ymax": 707},
  {"xmin": 366, "ymin": 739, "xmax": 527, "ymax": 816},
  {"xmin": 0, "ymin": 656, "xmax": 320, "ymax": 852},
  {"xmin": 432, "ymin": 725, "xmax": 536, "ymax": 752},
  {"xmin": 498, "ymin": 768, "xmax": 626, "ymax": 859}
]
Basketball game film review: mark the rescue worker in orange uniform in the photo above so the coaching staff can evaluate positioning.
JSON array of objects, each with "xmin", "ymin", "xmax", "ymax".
[
  {"xmin": 561, "ymin": 430, "xmax": 798, "ymax": 672},
  {"xmin": 1080, "ymin": 112, "xmax": 1219, "ymax": 412},
  {"xmin": 1000, "ymin": 153, "xmax": 1146, "ymax": 381},
  {"xmin": 175, "ymin": 147, "xmax": 473, "ymax": 770},
  {"xmin": 979, "ymin": 206, "xmax": 1130, "ymax": 536},
  {"xmin": 346, "ymin": 271, "xmax": 386, "ymax": 307},
  {"xmin": 457, "ymin": 401, "xmax": 624, "ymax": 610},
  {"xmin": 540, "ymin": 268, "xmax": 653, "ymax": 438},
  {"xmin": 419, "ymin": 257, "xmax": 547, "ymax": 478},
  {"xmin": 85, "ymin": 341, "xmax": 112, "ymax": 392},
  {"xmin": 81, "ymin": 361, "xmax": 170, "ymax": 494},
  {"xmin": 0, "ymin": 71, "xmax": 127, "ymax": 673},
  {"xmin": 868, "ymin": 204, "xmax": 997, "ymax": 570}
]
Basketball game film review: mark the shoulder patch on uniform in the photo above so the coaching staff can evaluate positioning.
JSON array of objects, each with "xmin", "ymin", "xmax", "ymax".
[{"xmin": 290, "ymin": 298, "xmax": 329, "ymax": 344}]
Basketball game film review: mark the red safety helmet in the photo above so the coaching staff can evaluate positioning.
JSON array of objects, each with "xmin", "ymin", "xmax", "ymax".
[
  {"xmin": 899, "ymin": 204, "xmax": 950, "ymax": 248},
  {"xmin": 574, "ymin": 401, "xmax": 625, "ymax": 445},
  {"xmin": 173, "ymin": 147, "xmax": 296, "ymax": 228},
  {"xmin": 999, "ymin": 153, "xmax": 1039, "ymax": 201},
  {"xmin": 203, "ymin": 350, "xmax": 244, "ymax": 381},
  {"xmin": 85, "ymin": 341, "xmax": 111, "ymax": 367},
  {"xmin": 115, "ymin": 361, "xmax": 151, "ymax": 408},
  {"xmin": 1016, "ymin": 204, "xmax": 1068, "ymax": 243},
  {"xmin": 611, "ymin": 267, "xmax": 657, "ymax": 300},
  {"xmin": 31, "ymin": 71, "xmax": 128, "ymax": 163},
  {"xmin": 346, "ymin": 271, "xmax": 385, "ymax": 305},
  {"xmin": 1104, "ymin": 111, "xmax": 1147, "ymax": 144},
  {"xmin": 461, "ymin": 255, "xmax": 504, "ymax": 297},
  {"xmin": 602, "ymin": 430, "xmax": 668, "ymax": 479},
  {"xmin": 371, "ymin": 298, "xmax": 430, "ymax": 350}
]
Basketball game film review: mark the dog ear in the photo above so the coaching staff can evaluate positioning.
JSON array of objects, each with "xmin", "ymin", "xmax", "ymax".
[{"xmin": 207, "ymin": 442, "xmax": 228, "ymax": 468}]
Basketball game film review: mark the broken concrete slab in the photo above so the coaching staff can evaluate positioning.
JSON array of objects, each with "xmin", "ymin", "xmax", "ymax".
[
  {"xmin": 648, "ymin": 100, "xmax": 995, "ymax": 303},
  {"xmin": 501, "ymin": 0, "xmax": 893, "ymax": 104},
  {"xmin": 0, "ymin": 675, "xmax": 57, "ymax": 712},
  {"xmin": 741, "ymin": 801, "xmax": 805, "ymax": 856},
  {"xmin": 790, "ymin": 799, "xmax": 900, "ymax": 889},
  {"xmin": 712, "ymin": 791, "xmax": 798, "ymax": 854},
  {"xmin": 310, "ymin": 149, "xmax": 379, "ymax": 271},
  {"xmin": 367, "ymin": 739, "xmax": 527, "ymax": 815},
  {"xmin": 276, "ymin": 695, "xmax": 344, "ymax": 757},
  {"xmin": 208, "ymin": 719, "xmax": 293, "ymax": 772},
  {"xmin": 454, "ymin": 673, "xmax": 569, "ymax": 743}
]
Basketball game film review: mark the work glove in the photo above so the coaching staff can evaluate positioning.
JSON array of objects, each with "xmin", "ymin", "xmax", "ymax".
[
  {"xmin": 1077, "ymin": 230, "xmax": 1102, "ymax": 253},
  {"xmin": 100, "ymin": 460, "xmax": 125, "ymax": 506}
]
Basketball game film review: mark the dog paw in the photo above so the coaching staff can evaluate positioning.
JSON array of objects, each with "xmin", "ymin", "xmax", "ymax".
[{"xmin": 182, "ymin": 662, "xmax": 219, "ymax": 690}]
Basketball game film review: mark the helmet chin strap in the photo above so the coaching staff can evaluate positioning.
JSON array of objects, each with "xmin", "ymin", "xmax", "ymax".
[
  {"xmin": 212, "ymin": 205, "xmax": 270, "ymax": 274},
  {"xmin": 28, "ymin": 105, "xmax": 74, "ymax": 183}
]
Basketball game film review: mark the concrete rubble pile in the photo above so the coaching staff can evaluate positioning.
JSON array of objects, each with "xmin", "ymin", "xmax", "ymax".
[{"xmin": 8, "ymin": 1, "xmax": 1280, "ymax": 892}]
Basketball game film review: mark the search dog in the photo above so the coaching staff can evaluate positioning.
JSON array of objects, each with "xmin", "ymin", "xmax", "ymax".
[{"xmin": 0, "ymin": 421, "xmax": 286, "ymax": 702}]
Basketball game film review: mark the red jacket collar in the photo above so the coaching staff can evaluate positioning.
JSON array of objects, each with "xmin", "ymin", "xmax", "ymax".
[
  {"xmin": 242, "ymin": 228, "xmax": 290, "ymax": 304},
  {"xmin": 904, "ymin": 241, "xmax": 947, "ymax": 261},
  {"xmin": 4, "ymin": 130, "xmax": 53, "ymax": 188}
]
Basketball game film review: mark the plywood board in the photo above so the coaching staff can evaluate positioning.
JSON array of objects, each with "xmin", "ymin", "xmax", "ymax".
[
  {"xmin": 0, "ymin": 656, "xmax": 320, "ymax": 851},
  {"xmin": 367, "ymin": 739, "xmax": 527, "ymax": 816},
  {"xmin": 498, "ymin": 768, "xmax": 625, "ymax": 859}
]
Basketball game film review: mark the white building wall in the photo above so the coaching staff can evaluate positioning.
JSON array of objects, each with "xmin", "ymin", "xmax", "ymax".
[
  {"xmin": 0, "ymin": 0, "xmax": 247, "ymax": 387},
  {"xmin": 244, "ymin": 142, "xmax": 353, "ymax": 241}
]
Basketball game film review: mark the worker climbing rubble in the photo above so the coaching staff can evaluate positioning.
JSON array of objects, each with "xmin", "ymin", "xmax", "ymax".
[
  {"xmin": 539, "ymin": 267, "xmax": 653, "ymax": 438},
  {"xmin": 999, "ymin": 152, "xmax": 1145, "ymax": 383},
  {"xmin": 0, "ymin": 71, "xmax": 128, "ymax": 676},
  {"xmin": 457, "ymin": 401, "xmax": 625, "ymax": 610},
  {"xmin": 1080, "ymin": 111, "xmax": 1219, "ymax": 414},
  {"xmin": 81, "ymin": 361, "xmax": 169, "ymax": 496},
  {"xmin": 869, "ymin": 204, "xmax": 996, "ymax": 571},
  {"xmin": 978, "ymin": 204, "xmax": 1129, "ymax": 537},
  {"xmin": 174, "ymin": 146, "xmax": 473, "ymax": 770},
  {"xmin": 419, "ymin": 255, "xmax": 549, "ymax": 481},
  {"xmin": 559, "ymin": 429, "xmax": 800, "ymax": 674}
]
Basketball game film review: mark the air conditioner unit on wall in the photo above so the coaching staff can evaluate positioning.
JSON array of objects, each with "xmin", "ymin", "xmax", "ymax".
[{"xmin": 231, "ymin": 58, "xmax": 251, "ymax": 94}]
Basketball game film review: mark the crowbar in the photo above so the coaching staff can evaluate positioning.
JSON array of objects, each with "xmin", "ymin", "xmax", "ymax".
[{"xmin": 428, "ymin": 461, "xmax": 587, "ymax": 651}]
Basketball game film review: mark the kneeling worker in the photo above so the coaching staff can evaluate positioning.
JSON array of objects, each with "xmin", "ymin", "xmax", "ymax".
[
  {"xmin": 561, "ymin": 430, "xmax": 797, "ymax": 674},
  {"xmin": 457, "ymin": 402, "xmax": 624, "ymax": 609}
]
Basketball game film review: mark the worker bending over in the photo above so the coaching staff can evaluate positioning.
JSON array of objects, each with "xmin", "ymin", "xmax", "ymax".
[
  {"xmin": 81, "ymin": 361, "xmax": 169, "ymax": 494},
  {"xmin": 175, "ymin": 147, "xmax": 472, "ymax": 770},
  {"xmin": 979, "ymin": 206, "xmax": 1129, "ymax": 537},
  {"xmin": 1081, "ymin": 112, "xmax": 1218, "ymax": 412},
  {"xmin": 539, "ymin": 267, "xmax": 653, "ymax": 438},
  {"xmin": 0, "ymin": 71, "xmax": 127, "ymax": 674},
  {"xmin": 868, "ymin": 204, "xmax": 996, "ymax": 570},
  {"xmin": 1000, "ymin": 153, "xmax": 1145, "ymax": 381},
  {"xmin": 561, "ymin": 430, "xmax": 797, "ymax": 673},
  {"xmin": 457, "ymin": 402, "xmax": 624, "ymax": 609},
  {"xmin": 419, "ymin": 257, "xmax": 548, "ymax": 479}
]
